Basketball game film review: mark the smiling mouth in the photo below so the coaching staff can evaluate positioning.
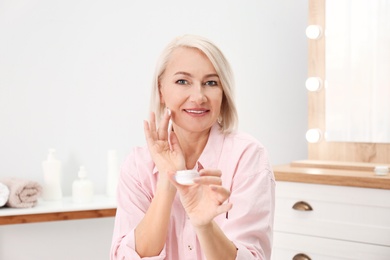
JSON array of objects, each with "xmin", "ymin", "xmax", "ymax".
[{"xmin": 184, "ymin": 109, "xmax": 209, "ymax": 114}]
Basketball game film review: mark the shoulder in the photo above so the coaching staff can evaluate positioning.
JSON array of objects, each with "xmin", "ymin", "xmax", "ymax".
[
  {"xmin": 131, "ymin": 145, "xmax": 153, "ymax": 162},
  {"xmin": 122, "ymin": 145, "xmax": 154, "ymax": 175},
  {"xmin": 223, "ymin": 130, "xmax": 266, "ymax": 153},
  {"xmin": 222, "ymin": 130, "xmax": 272, "ymax": 171}
]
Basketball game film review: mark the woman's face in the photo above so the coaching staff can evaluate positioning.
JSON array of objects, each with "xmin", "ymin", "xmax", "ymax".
[{"xmin": 159, "ymin": 47, "xmax": 223, "ymax": 134}]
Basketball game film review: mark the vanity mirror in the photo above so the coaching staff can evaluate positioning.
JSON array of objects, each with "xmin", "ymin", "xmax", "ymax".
[
  {"xmin": 307, "ymin": 0, "xmax": 390, "ymax": 163},
  {"xmin": 325, "ymin": 0, "xmax": 390, "ymax": 143}
]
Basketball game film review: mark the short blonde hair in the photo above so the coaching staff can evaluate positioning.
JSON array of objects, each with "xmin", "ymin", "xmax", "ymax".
[{"xmin": 150, "ymin": 34, "xmax": 238, "ymax": 134}]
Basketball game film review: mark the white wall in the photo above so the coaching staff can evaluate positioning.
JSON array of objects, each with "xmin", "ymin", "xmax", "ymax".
[{"xmin": 0, "ymin": 0, "xmax": 308, "ymax": 259}]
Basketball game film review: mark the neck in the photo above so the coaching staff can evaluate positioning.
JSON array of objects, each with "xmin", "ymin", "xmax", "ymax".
[{"xmin": 173, "ymin": 126, "xmax": 211, "ymax": 169}]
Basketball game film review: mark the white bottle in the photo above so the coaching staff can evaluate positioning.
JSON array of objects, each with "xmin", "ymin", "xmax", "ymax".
[
  {"xmin": 72, "ymin": 166, "xmax": 94, "ymax": 203},
  {"xmin": 42, "ymin": 149, "xmax": 62, "ymax": 201},
  {"xmin": 106, "ymin": 150, "xmax": 119, "ymax": 197}
]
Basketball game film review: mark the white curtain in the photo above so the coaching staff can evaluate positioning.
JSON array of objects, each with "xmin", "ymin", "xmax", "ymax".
[{"xmin": 325, "ymin": 0, "xmax": 390, "ymax": 143}]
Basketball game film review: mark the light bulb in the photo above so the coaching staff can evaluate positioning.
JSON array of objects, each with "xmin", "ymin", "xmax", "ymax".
[
  {"xmin": 306, "ymin": 25, "xmax": 322, "ymax": 40},
  {"xmin": 305, "ymin": 77, "xmax": 323, "ymax": 92},
  {"xmin": 306, "ymin": 128, "xmax": 322, "ymax": 143}
]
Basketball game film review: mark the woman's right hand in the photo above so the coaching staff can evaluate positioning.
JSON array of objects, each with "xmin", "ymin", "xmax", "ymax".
[
  {"xmin": 168, "ymin": 169, "xmax": 232, "ymax": 227},
  {"xmin": 143, "ymin": 110, "xmax": 186, "ymax": 181}
]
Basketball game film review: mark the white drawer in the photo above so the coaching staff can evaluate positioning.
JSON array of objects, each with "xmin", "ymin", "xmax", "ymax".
[
  {"xmin": 275, "ymin": 182, "xmax": 390, "ymax": 246},
  {"xmin": 272, "ymin": 232, "xmax": 390, "ymax": 260}
]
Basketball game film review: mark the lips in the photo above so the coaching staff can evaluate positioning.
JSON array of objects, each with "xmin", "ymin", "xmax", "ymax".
[{"xmin": 184, "ymin": 109, "xmax": 209, "ymax": 114}]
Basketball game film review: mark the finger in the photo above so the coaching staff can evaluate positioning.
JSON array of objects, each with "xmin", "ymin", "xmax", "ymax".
[
  {"xmin": 210, "ymin": 185, "xmax": 231, "ymax": 204},
  {"xmin": 217, "ymin": 202, "xmax": 233, "ymax": 216},
  {"xmin": 148, "ymin": 112, "xmax": 158, "ymax": 140},
  {"xmin": 169, "ymin": 131, "xmax": 183, "ymax": 155},
  {"xmin": 193, "ymin": 176, "xmax": 222, "ymax": 186},
  {"xmin": 143, "ymin": 120, "xmax": 154, "ymax": 145},
  {"xmin": 158, "ymin": 108, "xmax": 171, "ymax": 140},
  {"xmin": 199, "ymin": 169, "xmax": 222, "ymax": 177}
]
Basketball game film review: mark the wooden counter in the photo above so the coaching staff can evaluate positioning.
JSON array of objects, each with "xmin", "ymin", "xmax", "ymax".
[
  {"xmin": 273, "ymin": 160, "xmax": 390, "ymax": 190},
  {"xmin": 0, "ymin": 195, "xmax": 116, "ymax": 225}
]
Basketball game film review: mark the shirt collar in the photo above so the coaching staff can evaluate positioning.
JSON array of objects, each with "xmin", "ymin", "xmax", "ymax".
[{"xmin": 197, "ymin": 123, "xmax": 224, "ymax": 170}]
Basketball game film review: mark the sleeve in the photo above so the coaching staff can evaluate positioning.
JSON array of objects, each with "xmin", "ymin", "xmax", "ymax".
[
  {"xmin": 219, "ymin": 143, "xmax": 275, "ymax": 260},
  {"xmin": 110, "ymin": 151, "xmax": 167, "ymax": 260}
]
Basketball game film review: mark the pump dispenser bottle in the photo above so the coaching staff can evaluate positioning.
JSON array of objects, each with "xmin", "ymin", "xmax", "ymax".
[
  {"xmin": 42, "ymin": 149, "xmax": 62, "ymax": 201},
  {"xmin": 72, "ymin": 166, "xmax": 94, "ymax": 203}
]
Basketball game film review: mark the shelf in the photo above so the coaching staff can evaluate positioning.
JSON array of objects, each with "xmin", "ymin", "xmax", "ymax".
[{"xmin": 0, "ymin": 195, "xmax": 117, "ymax": 225}]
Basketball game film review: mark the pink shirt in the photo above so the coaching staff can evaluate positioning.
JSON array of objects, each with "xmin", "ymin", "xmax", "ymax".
[{"xmin": 110, "ymin": 123, "xmax": 275, "ymax": 259}]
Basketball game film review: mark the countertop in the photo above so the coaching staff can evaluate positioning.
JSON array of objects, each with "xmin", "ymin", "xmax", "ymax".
[
  {"xmin": 0, "ymin": 195, "xmax": 116, "ymax": 225},
  {"xmin": 273, "ymin": 160, "xmax": 390, "ymax": 190}
]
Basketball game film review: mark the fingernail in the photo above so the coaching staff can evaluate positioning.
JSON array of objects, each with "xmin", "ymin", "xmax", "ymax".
[{"xmin": 166, "ymin": 107, "xmax": 171, "ymax": 116}]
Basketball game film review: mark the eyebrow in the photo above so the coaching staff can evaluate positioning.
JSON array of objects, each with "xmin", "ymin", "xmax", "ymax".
[{"xmin": 174, "ymin": 71, "xmax": 219, "ymax": 78}]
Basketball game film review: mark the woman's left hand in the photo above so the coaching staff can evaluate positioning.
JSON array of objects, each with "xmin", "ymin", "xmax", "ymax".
[{"xmin": 169, "ymin": 169, "xmax": 232, "ymax": 227}]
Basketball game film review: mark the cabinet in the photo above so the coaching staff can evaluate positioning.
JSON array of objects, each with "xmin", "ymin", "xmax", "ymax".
[{"xmin": 272, "ymin": 181, "xmax": 390, "ymax": 260}]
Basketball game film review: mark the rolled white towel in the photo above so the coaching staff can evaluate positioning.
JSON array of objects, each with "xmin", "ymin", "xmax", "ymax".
[
  {"xmin": 1, "ymin": 178, "xmax": 42, "ymax": 208},
  {"xmin": 0, "ymin": 182, "xmax": 10, "ymax": 207}
]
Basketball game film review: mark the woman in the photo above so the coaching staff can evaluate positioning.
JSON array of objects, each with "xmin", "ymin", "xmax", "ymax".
[{"xmin": 110, "ymin": 35, "xmax": 275, "ymax": 260}]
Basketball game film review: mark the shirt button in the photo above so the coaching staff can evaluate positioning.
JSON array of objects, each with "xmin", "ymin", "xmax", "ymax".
[{"xmin": 188, "ymin": 245, "xmax": 192, "ymax": 250}]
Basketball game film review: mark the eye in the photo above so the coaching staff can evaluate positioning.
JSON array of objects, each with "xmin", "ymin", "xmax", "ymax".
[
  {"xmin": 176, "ymin": 79, "xmax": 189, "ymax": 85},
  {"xmin": 204, "ymin": 81, "xmax": 218, "ymax": 86}
]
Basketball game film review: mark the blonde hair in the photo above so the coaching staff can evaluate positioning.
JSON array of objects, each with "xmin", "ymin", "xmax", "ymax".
[{"xmin": 150, "ymin": 34, "xmax": 238, "ymax": 134}]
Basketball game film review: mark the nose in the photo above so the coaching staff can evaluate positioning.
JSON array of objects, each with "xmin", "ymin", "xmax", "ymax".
[{"xmin": 189, "ymin": 84, "xmax": 207, "ymax": 104}]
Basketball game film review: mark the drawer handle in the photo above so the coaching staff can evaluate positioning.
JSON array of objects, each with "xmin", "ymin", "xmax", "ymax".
[
  {"xmin": 293, "ymin": 253, "xmax": 311, "ymax": 260},
  {"xmin": 292, "ymin": 201, "xmax": 313, "ymax": 211}
]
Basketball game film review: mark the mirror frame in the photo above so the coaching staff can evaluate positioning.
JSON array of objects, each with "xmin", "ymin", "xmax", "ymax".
[{"xmin": 307, "ymin": 0, "xmax": 390, "ymax": 163}]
